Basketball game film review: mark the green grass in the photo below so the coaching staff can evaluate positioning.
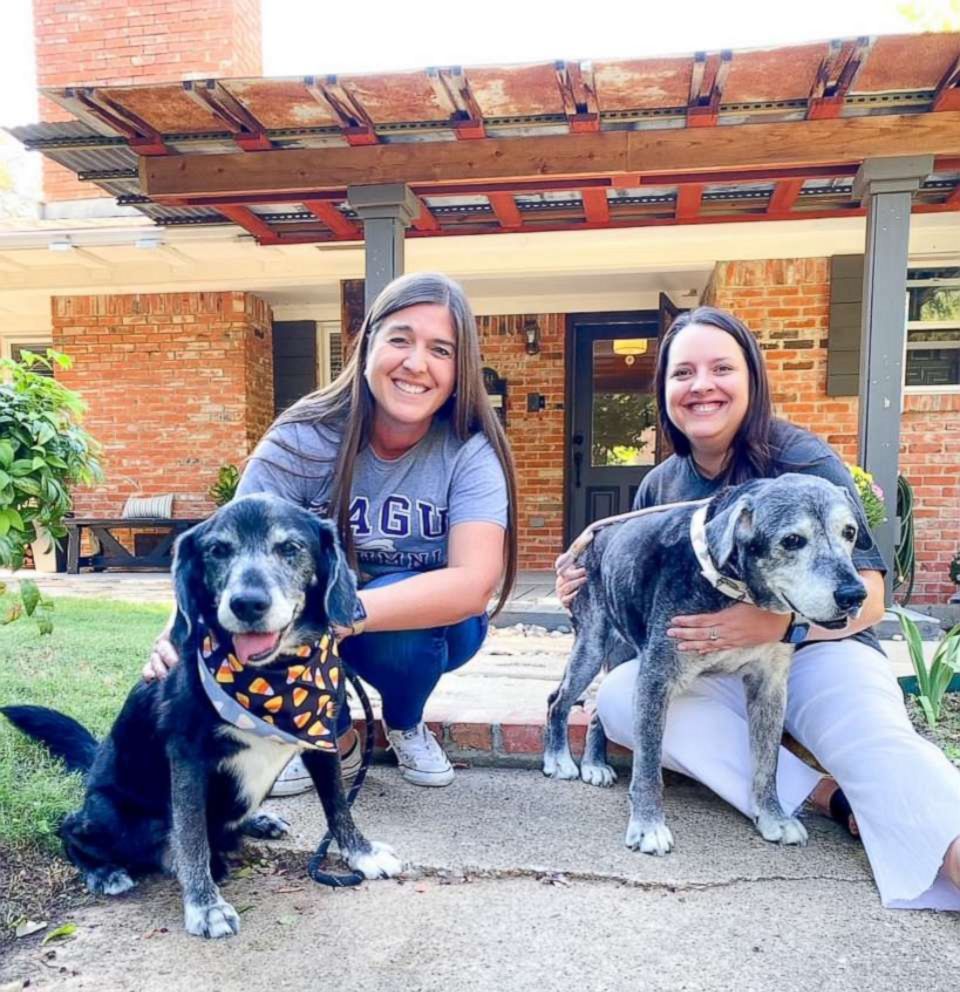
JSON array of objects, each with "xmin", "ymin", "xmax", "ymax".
[{"xmin": 0, "ymin": 595, "xmax": 169, "ymax": 851}]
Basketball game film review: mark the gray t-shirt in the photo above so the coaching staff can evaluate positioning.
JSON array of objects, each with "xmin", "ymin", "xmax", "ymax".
[
  {"xmin": 236, "ymin": 416, "xmax": 508, "ymax": 582},
  {"xmin": 634, "ymin": 420, "xmax": 887, "ymax": 654}
]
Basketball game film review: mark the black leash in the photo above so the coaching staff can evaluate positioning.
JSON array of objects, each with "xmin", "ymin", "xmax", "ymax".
[{"xmin": 307, "ymin": 670, "xmax": 376, "ymax": 887}]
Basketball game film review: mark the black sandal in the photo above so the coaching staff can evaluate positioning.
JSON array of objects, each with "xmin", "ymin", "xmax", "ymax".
[{"xmin": 829, "ymin": 788, "xmax": 859, "ymax": 838}]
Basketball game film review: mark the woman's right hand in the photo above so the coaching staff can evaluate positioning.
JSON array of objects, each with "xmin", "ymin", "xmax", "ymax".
[
  {"xmin": 143, "ymin": 631, "xmax": 180, "ymax": 682},
  {"xmin": 554, "ymin": 550, "xmax": 587, "ymax": 611}
]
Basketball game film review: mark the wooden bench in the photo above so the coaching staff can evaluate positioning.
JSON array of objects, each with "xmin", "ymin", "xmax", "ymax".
[{"xmin": 65, "ymin": 517, "xmax": 204, "ymax": 573}]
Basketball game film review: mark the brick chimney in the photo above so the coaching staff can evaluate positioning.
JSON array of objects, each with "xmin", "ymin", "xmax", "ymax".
[{"xmin": 34, "ymin": 0, "xmax": 262, "ymax": 202}]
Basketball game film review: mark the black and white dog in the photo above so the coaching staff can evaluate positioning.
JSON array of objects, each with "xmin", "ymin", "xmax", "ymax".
[
  {"xmin": 543, "ymin": 474, "xmax": 869, "ymax": 855},
  {"xmin": 3, "ymin": 494, "xmax": 402, "ymax": 938}
]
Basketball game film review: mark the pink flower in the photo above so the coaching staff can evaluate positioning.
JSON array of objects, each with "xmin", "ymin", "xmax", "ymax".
[{"xmin": 871, "ymin": 483, "xmax": 884, "ymax": 500}]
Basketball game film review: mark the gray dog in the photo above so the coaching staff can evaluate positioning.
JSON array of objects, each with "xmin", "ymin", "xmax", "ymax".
[{"xmin": 543, "ymin": 473, "xmax": 869, "ymax": 855}]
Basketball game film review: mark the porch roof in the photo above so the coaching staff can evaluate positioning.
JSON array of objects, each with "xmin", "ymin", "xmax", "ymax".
[{"xmin": 12, "ymin": 32, "xmax": 960, "ymax": 245}]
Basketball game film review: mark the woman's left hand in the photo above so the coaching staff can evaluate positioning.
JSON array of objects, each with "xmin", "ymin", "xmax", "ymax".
[{"xmin": 667, "ymin": 603, "xmax": 791, "ymax": 653}]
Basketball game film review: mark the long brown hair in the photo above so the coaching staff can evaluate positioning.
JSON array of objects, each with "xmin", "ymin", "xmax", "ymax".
[
  {"xmin": 273, "ymin": 272, "xmax": 518, "ymax": 615},
  {"xmin": 654, "ymin": 306, "xmax": 774, "ymax": 485}
]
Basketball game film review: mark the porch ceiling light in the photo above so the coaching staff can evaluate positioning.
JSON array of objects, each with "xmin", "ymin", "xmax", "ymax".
[
  {"xmin": 613, "ymin": 339, "xmax": 649, "ymax": 356},
  {"xmin": 48, "ymin": 238, "xmax": 74, "ymax": 252}
]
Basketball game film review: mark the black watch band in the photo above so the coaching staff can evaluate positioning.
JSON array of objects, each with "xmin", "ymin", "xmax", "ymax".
[{"xmin": 781, "ymin": 613, "xmax": 811, "ymax": 644}]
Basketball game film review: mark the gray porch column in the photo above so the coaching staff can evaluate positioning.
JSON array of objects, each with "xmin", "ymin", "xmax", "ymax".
[
  {"xmin": 346, "ymin": 183, "xmax": 420, "ymax": 312},
  {"xmin": 853, "ymin": 155, "xmax": 932, "ymax": 598}
]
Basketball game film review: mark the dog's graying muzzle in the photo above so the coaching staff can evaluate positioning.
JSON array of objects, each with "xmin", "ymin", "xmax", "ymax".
[{"xmin": 228, "ymin": 587, "xmax": 272, "ymax": 625}]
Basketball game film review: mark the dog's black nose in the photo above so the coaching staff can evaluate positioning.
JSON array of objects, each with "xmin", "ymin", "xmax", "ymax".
[
  {"xmin": 834, "ymin": 581, "xmax": 866, "ymax": 612},
  {"xmin": 229, "ymin": 589, "xmax": 271, "ymax": 624}
]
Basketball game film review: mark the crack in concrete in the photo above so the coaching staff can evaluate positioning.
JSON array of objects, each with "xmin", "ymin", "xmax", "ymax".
[{"xmin": 406, "ymin": 863, "xmax": 871, "ymax": 893}]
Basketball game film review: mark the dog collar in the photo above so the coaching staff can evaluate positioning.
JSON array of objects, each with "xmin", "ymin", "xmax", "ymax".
[
  {"xmin": 689, "ymin": 505, "xmax": 756, "ymax": 606},
  {"xmin": 196, "ymin": 624, "xmax": 342, "ymax": 751}
]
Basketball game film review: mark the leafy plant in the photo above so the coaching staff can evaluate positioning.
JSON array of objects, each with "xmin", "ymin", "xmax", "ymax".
[
  {"xmin": 893, "ymin": 607, "xmax": 960, "ymax": 728},
  {"xmin": 846, "ymin": 463, "xmax": 886, "ymax": 530},
  {"xmin": 950, "ymin": 549, "xmax": 960, "ymax": 587},
  {"xmin": 208, "ymin": 463, "xmax": 240, "ymax": 507},
  {"xmin": 0, "ymin": 349, "xmax": 102, "ymax": 632}
]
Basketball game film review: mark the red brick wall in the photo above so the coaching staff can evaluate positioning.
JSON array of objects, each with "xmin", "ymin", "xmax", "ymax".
[
  {"xmin": 708, "ymin": 258, "xmax": 960, "ymax": 604},
  {"xmin": 34, "ymin": 0, "xmax": 262, "ymax": 201},
  {"xmin": 52, "ymin": 291, "xmax": 273, "ymax": 519},
  {"xmin": 478, "ymin": 314, "xmax": 566, "ymax": 570}
]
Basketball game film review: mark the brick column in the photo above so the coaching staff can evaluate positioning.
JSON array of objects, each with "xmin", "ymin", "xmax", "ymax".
[{"xmin": 52, "ymin": 291, "xmax": 273, "ymax": 518}]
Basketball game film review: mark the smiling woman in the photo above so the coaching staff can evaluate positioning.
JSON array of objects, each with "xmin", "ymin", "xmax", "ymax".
[{"xmin": 147, "ymin": 273, "xmax": 518, "ymax": 794}]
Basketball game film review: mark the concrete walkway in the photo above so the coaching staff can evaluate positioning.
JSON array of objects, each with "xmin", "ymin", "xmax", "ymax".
[{"xmin": 2, "ymin": 767, "xmax": 958, "ymax": 992}]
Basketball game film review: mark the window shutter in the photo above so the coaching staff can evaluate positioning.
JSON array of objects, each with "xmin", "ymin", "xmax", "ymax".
[
  {"xmin": 827, "ymin": 254, "xmax": 864, "ymax": 397},
  {"xmin": 273, "ymin": 321, "xmax": 317, "ymax": 415}
]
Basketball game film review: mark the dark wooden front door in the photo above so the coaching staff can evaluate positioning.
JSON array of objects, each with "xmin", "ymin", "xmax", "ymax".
[{"xmin": 567, "ymin": 312, "xmax": 660, "ymax": 541}]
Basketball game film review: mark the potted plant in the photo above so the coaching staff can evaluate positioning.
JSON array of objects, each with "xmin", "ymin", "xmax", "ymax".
[
  {"xmin": 846, "ymin": 463, "xmax": 886, "ymax": 529},
  {"xmin": 208, "ymin": 464, "xmax": 240, "ymax": 508},
  {"xmin": 0, "ymin": 349, "xmax": 102, "ymax": 632}
]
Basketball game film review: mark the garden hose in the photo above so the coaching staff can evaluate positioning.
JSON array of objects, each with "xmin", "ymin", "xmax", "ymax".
[{"xmin": 894, "ymin": 474, "xmax": 916, "ymax": 605}]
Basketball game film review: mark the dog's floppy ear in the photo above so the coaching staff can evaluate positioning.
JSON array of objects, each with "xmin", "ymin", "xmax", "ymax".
[
  {"xmin": 838, "ymin": 485, "xmax": 876, "ymax": 551},
  {"xmin": 170, "ymin": 521, "xmax": 207, "ymax": 649},
  {"xmin": 705, "ymin": 496, "xmax": 754, "ymax": 569},
  {"xmin": 309, "ymin": 518, "xmax": 357, "ymax": 628}
]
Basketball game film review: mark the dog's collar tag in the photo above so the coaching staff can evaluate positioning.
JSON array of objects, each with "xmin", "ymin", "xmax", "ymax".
[
  {"xmin": 196, "ymin": 624, "xmax": 342, "ymax": 750},
  {"xmin": 689, "ymin": 505, "xmax": 756, "ymax": 606}
]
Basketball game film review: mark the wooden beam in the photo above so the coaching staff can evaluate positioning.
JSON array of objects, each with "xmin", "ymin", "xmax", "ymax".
[
  {"xmin": 304, "ymin": 200, "xmax": 361, "ymax": 239},
  {"xmin": 488, "ymin": 192, "xmax": 522, "ymax": 229},
  {"xmin": 767, "ymin": 178, "xmax": 805, "ymax": 214},
  {"xmin": 581, "ymin": 187, "xmax": 609, "ymax": 224},
  {"xmin": 141, "ymin": 111, "xmax": 960, "ymax": 201},
  {"xmin": 675, "ymin": 183, "xmax": 704, "ymax": 220},
  {"xmin": 217, "ymin": 205, "xmax": 278, "ymax": 243},
  {"xmin": 411, "ymin": 201, "xmax": 440, "ymax": 232}
]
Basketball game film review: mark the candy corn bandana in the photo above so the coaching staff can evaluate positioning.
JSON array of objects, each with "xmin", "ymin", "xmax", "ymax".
[{"xmin": 196, "ymin": 623, "xmax": 341, "ymax": 751}]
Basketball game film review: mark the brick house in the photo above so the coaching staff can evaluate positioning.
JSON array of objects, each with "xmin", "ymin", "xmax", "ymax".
[{"xmin": 2, "ymin": 1, "xmax": 959, "ymax": 603}]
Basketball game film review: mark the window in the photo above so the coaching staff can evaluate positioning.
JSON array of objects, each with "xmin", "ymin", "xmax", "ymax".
[
  {"xmin": 906, "ymin": 267, "xmax": 960, "ymax": 389},
  {"xmin": 10, "ymin": 343, "xmax": 54, "ymax": 377}
]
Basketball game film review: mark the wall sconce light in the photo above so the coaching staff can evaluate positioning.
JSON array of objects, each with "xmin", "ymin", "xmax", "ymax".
[{"xmin": 524, "ymin": 317, "xmax": 540, "ymax": 355}]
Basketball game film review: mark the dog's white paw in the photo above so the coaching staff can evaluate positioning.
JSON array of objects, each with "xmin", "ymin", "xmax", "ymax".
[
  {"xmin": 347, "ymin": 840, "xmax": 403, "ymax": 880},
  {"xmin": 580, "ymin": 762, "xmax": 617, "ymax": 787},
  {"xmin": 184, "ymin": 898, "xmax": 241, "ymax": 939},
  {"xmin": 242, "ymin": 811, "xmax": 291, "ymax": 839},
  {"xmin": 85, "ymin": 867, "xmax": 136, "ymax": 896},
  {"xmin": 542, "ymin": 750, "xmax": 580, "ymax": 780},
  {"xmin": 625, "ymin": 817, "xmax": 674, "ymax": 856},
  {"xmin": 756, "ymin": 811, "xmax": 808, "ymax": 846}
]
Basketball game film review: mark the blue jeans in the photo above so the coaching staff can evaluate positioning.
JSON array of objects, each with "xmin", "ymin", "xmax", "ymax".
[{"xmin": 337, "ymin": 570, "xmax": 488, "ymax": 733}]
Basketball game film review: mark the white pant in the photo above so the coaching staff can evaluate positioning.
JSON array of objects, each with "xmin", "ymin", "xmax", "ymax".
[{"xmin": 596, "ymin": 640, "xmax": 960, "ymax": 910}]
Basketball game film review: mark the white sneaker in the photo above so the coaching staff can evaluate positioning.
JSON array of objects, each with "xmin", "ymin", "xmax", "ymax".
[
  {"xmin": 268, "ymin": 732, "xmax": 363, "ymax": 798},
  {"xmin": 385, "ymin": 722, "xmax": 455, "ymax": 787}
]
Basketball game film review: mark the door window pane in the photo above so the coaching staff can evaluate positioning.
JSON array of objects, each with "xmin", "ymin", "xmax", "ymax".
[{"xmin": 591, "ymin": 338, "xmax": 658, "ymax": 467}]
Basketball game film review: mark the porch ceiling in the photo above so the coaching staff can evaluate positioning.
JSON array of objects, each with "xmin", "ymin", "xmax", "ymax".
[{"xmin": 10, "ymin": 33, "xmax": 960, "ymax": 245}]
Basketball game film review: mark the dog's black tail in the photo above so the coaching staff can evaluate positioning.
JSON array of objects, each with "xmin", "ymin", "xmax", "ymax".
[{"xmin": 1, "ymin": 705, "xmax": 98, "ymax": 775}]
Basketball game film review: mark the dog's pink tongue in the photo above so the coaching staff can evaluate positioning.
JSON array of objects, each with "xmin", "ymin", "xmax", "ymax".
[{"xmin": 232, "ymin": 632, "xmax": 280, "ymax": 664}]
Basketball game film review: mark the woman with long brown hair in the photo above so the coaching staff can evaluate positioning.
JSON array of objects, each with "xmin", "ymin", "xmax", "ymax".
[{"xmin": 147, "ymin": 272, "xmax": 517, "ymax": 791}]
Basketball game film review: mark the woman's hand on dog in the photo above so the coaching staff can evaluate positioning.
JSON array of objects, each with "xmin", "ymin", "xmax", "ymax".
[
  {"xmin": 667, "ymin": 603, "xmax": 791, "ymax": 653},
  {"xmin": 143, "ymin": 631, "xmax": 179, "ymax": 682},
  {"xmin": 554, "ymin": 551, "xmax": 587, "ymax": 610}
]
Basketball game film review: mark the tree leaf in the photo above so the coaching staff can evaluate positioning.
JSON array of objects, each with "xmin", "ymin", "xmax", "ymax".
[
  {"xmin": 41, "ymin": 923, "xmax": 77, "ymax": 945},
  {"xmin": 0, "ymin": 440, "xmax": 13, "ymax": 468}
]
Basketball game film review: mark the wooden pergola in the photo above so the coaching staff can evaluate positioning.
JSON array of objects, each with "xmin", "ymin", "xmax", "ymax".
[{"xmin": 13, "ymin": 31, "xmax": 960, "ymax": 587}]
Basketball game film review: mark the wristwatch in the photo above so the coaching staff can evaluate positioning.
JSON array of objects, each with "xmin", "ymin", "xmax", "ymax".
[
  {"xmin": 349, "ymin": 596, "xmax": 368, "ymax": 638},
  {"xmin": 781, "ymin": 613, "xmax": 811, "ymax": 644}
]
